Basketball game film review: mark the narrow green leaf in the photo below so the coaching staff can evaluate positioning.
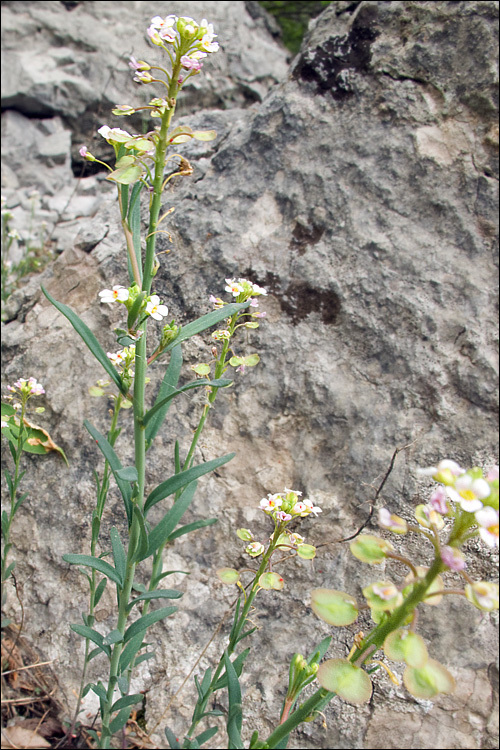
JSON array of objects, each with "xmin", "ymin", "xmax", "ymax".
[
  {"xmin": 234, "ymin": 627, "xmax": 257, "ymax": 645},
  {"xmin": 116, "ymin": 466, "xmax": 139, "ymax": 483},
  {"xmin": 109, "ymin": 707, "xmax": 132, "ymax": 734},
  {"xmin": 135, "ymin": 652, "xmax": 155, "ymax": 666},
  {"xmin": 174, "ymin": 440, "xmax": 181, "ymax": 475},
  {"xmin": 87, "ymin": 647, "xmax": 102, "ymax": 663},
  {"xmin": 103, "ymin": 629, "xmax": 123, "ymax": 646},
  {"xmin": 84, "ymin": 421, "xmax": 132, "ymax": 525},
  {"xmin": 119, "ymin": 184, "xmax": 129, "ymax": 220},
  {"xmin": 2, "ymin": 510, "xmax": 10, "ymax": 536},
  {"xmin": 94, "ymin": 577, "xmax": 107, "ymax": 607},
  {"xmin": 146, "ymin": 482, "xmax": 198, "ymax": 556},
  {"xmin": 213, "ymin": 649, "xmax": 250, "ymax": 691},
  {"xmin": 118, "ymin": 633, "xmax": 145, "ymax": 674},
  {"xmin": 126, "ymin": 589, "xmax": 183, "ymax": 612},
  {"xmin": 117, "ymin": 674, "xmax": 130, "ymax": 695},
  {"xmin": 144, "ymin": 454, "xmax": 234, "ymax": 515},
  {"xmin": 194, "ymin": 727, "xmax": 218, "ymax": 747},
  {"xmin": 13, "ymin": 492, "xmax": 29, "ymax": 514},
  {"xmin": 90, "ymin": 681, "xmax": 108, "ymax": 703},
  {"xmin": 223, "ymin": 650, "xmax": 243, "ymax": 749},
  {"xmin": 2, "ymin": 561, "xmax": 16, "ymax": 581},
  {"xmin": 165, "ymin": 728, "xmax": 181, "ymax": 749},
  {"xmin": 3, "ymin": 468, "xmax": 13, "ymax": 495},
  {"xmin": 110, "ymin": 527, "xmax": 126, "ymax": 584},
  {"xmin": 41, "ymin": 286, "xmax": 127, "ymax": 396},
  {"xmin": 131, "ymin": 505, "xmax": 149, "ymax": 563},
  {"xmin": 63, "ymin": 554, "xmax": 123, "ymax": 587},
  {"xmin": 161, "ymin": 302, "xmax": 250, "ymax": 355},
  {"xmin": 112, "ymin": 694, "xmax": 143, "ymax": 712},
  {"xmin": 123, "ymin": 606, "xmax": 177, "ymax": 643},
  {"xmin": 168, "ymin": 517, "xmax": 217, "ymax": 542},
  {"xmin": 70, "ymin": 624, "xmax": 111, "ymax": 658},
  {"xmin": 142, "ymin": 379, "xmax": 232, "ymax": 427},
  {"xmin": 145, "ymin": 345, "xmax": 182, "ymax": 449}
]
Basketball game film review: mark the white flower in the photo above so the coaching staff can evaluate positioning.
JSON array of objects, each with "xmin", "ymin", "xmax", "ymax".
[
  {"xmin": 303, "ymin": 498, "xmax": 322, "ymax": 516},
  {"xmin": 99, "ymin": 285, "xmax": 129, "ymax": 304},
  {"xmin": 145, "ymin": 295, "xmax": 169, "ymax": 321},
  {"xmin": 475, "ymin": 506, "xmax": 499, "ymax": 548},
  {"xmin": 446, "ymin": 475, "xmax": 491, "ymax": 513},
  {"xmin": 417, "ymin": 459, "xmax": 465, "ymax": 479},
  {"xmin": 259, "ymin": 494, "xmax": 283, "ymax": 513}
]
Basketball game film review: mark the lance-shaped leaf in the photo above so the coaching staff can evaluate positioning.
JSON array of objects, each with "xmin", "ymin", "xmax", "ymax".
[
  {"xmin": 70, "ymin": 624, "xmax": 111, "ymax": 658},
  {"xmin": 144, "ymin": 453, "xmax": 234, "ymax": 516},
  {"xmin": 63, "ymin": 554, "xmax": 123, "ymax": 587},
  {"xmin": 123, "ymin": 606, "xmax": 177, "ymax": 643},
  {"xmin": 146, "ymin": 482, "xmax": 197, "ymax": 556},
  {"xmin": 110, "ymin": 527, "xmax": 127, "ymax": 584},
  {"xmin": 145, "ymin": 345, "xmax": 182, "ymax": 449},
  {"xmin": 128, "ymin": 181, "xmax": 144, "ymax": 281},
  {"xmin": 168, "ymin": 517, "xmax": 217, "ymax": 542},
  {"xmin": 130, "ymin": 505, "xmax": 149, "ymax": 563},
  {"xmin": 223, "ymin": 650, "xmax": 243, "ymax": 749},
  {"xmin": 84, "ymin": 420, "xmax": 132, "ymax": 524},
  {"xmin": 126, "ymin": 588, "xmax": 183, "ymax": 612},
  {"xmin": 41, "ymin": 286, "xmax": 127, "ymax": 396},
  {"xmin": 161, "ymin": 302, "xmax": 250, "ymax": 355},
  {"xmin": 142, "ymin": 378, "xmax": 232, "ymax": 427}
]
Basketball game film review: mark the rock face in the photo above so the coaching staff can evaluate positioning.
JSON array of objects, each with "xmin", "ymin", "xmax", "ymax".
[{"xmin": 1, "ymin": 2, "xmax": 498, "ymax": 749}]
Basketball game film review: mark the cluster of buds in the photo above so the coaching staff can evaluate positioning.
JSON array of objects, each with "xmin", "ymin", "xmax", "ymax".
[
  {"xmin": 2, "ymin": 377, "xmax": 46, "ymax": 436},
  {"xmin": 6, "ymin": 377, "xmax": 45, "ymax": 398}
]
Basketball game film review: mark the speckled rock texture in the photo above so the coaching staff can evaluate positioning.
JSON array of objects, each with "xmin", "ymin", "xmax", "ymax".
[{"xmin": 1, "ymin": 2, "xmax": 498, "ymax": 748}]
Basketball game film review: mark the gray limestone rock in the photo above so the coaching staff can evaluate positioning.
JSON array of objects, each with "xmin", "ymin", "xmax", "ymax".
[{"xmin": 1, "ymin": 2, "xmax": 498, "ymax": 749}]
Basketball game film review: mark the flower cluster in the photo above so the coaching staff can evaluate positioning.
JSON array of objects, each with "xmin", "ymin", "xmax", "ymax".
[
  {"xmin": 259, "ymin": 488, "xmax": 322, "ymax": 522},
  {"xmin": 378, "ymin": 460, "xmax": 499, "ymax": 551},
  {"xmin": 147, "ymin": 15, "xmax": 219, "ymax": 64},
  {"xmin": 98, "ymin": 285, "xmax": 169, "ymax": 322},
  {"xmin": 6, "ymin": 377, "xmax": 45, "ymax": 397},
  {"xmin": 107, "ymin": 345, "xmax": 135, "ymax": 371}
]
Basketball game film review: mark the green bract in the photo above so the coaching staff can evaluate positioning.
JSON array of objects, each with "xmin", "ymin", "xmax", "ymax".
[
  {"xmin": 310, "ymin": 589, "xmax": 358, "ymax": 626},
  {"xmin": 316, "ymin": 659, "xmax": 373, "ymax": 704},
  {"xmin": 216, "ymin": 568, "xmax": 240, "ymax": 585},
  {"xmin": 258, "ymin": 572, "xmax": 284, "ymax": 590},
  {"xmin": 383, "ymin": 629, "xmax": 428, "ymax": 668},
  {"xmin": 403, "ymin": 658, "xmax": 455, "ymax": 699},
  {"xmin": 349, "ymin": 534, "xmax": 393, "ymax": 564},
  {"xmin": 296, "ymin": 544, "xmax": 316, "ymax": 560}
]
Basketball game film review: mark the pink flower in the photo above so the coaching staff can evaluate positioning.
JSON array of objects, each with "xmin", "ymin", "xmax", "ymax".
[
  {"xmin": 441, "ymin": 545, "xmax": 466, "ymax": 571},
  {"xmin": 180, "ymin": 55, "xmax": 203, "ymax": 71},
  {"xmin": 486, "ymin": 466, "xmax": 499, "ymax": 481},
  {"xmin": 429, "ymin": 486, "xmax": 449, "ymax": 515}
]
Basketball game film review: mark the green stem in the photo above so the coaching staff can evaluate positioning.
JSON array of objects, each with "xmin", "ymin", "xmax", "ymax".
[
  {"xmin": 143, "ymin": 105, "xmax": 176, "ymax": 292},
  {"xmin": 1, "ymin": 399, "xmax": 27, "ymax": 605},
  {"xmin": 185, "ymin": 526, "xmax": 284, "ymax": 740}
]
